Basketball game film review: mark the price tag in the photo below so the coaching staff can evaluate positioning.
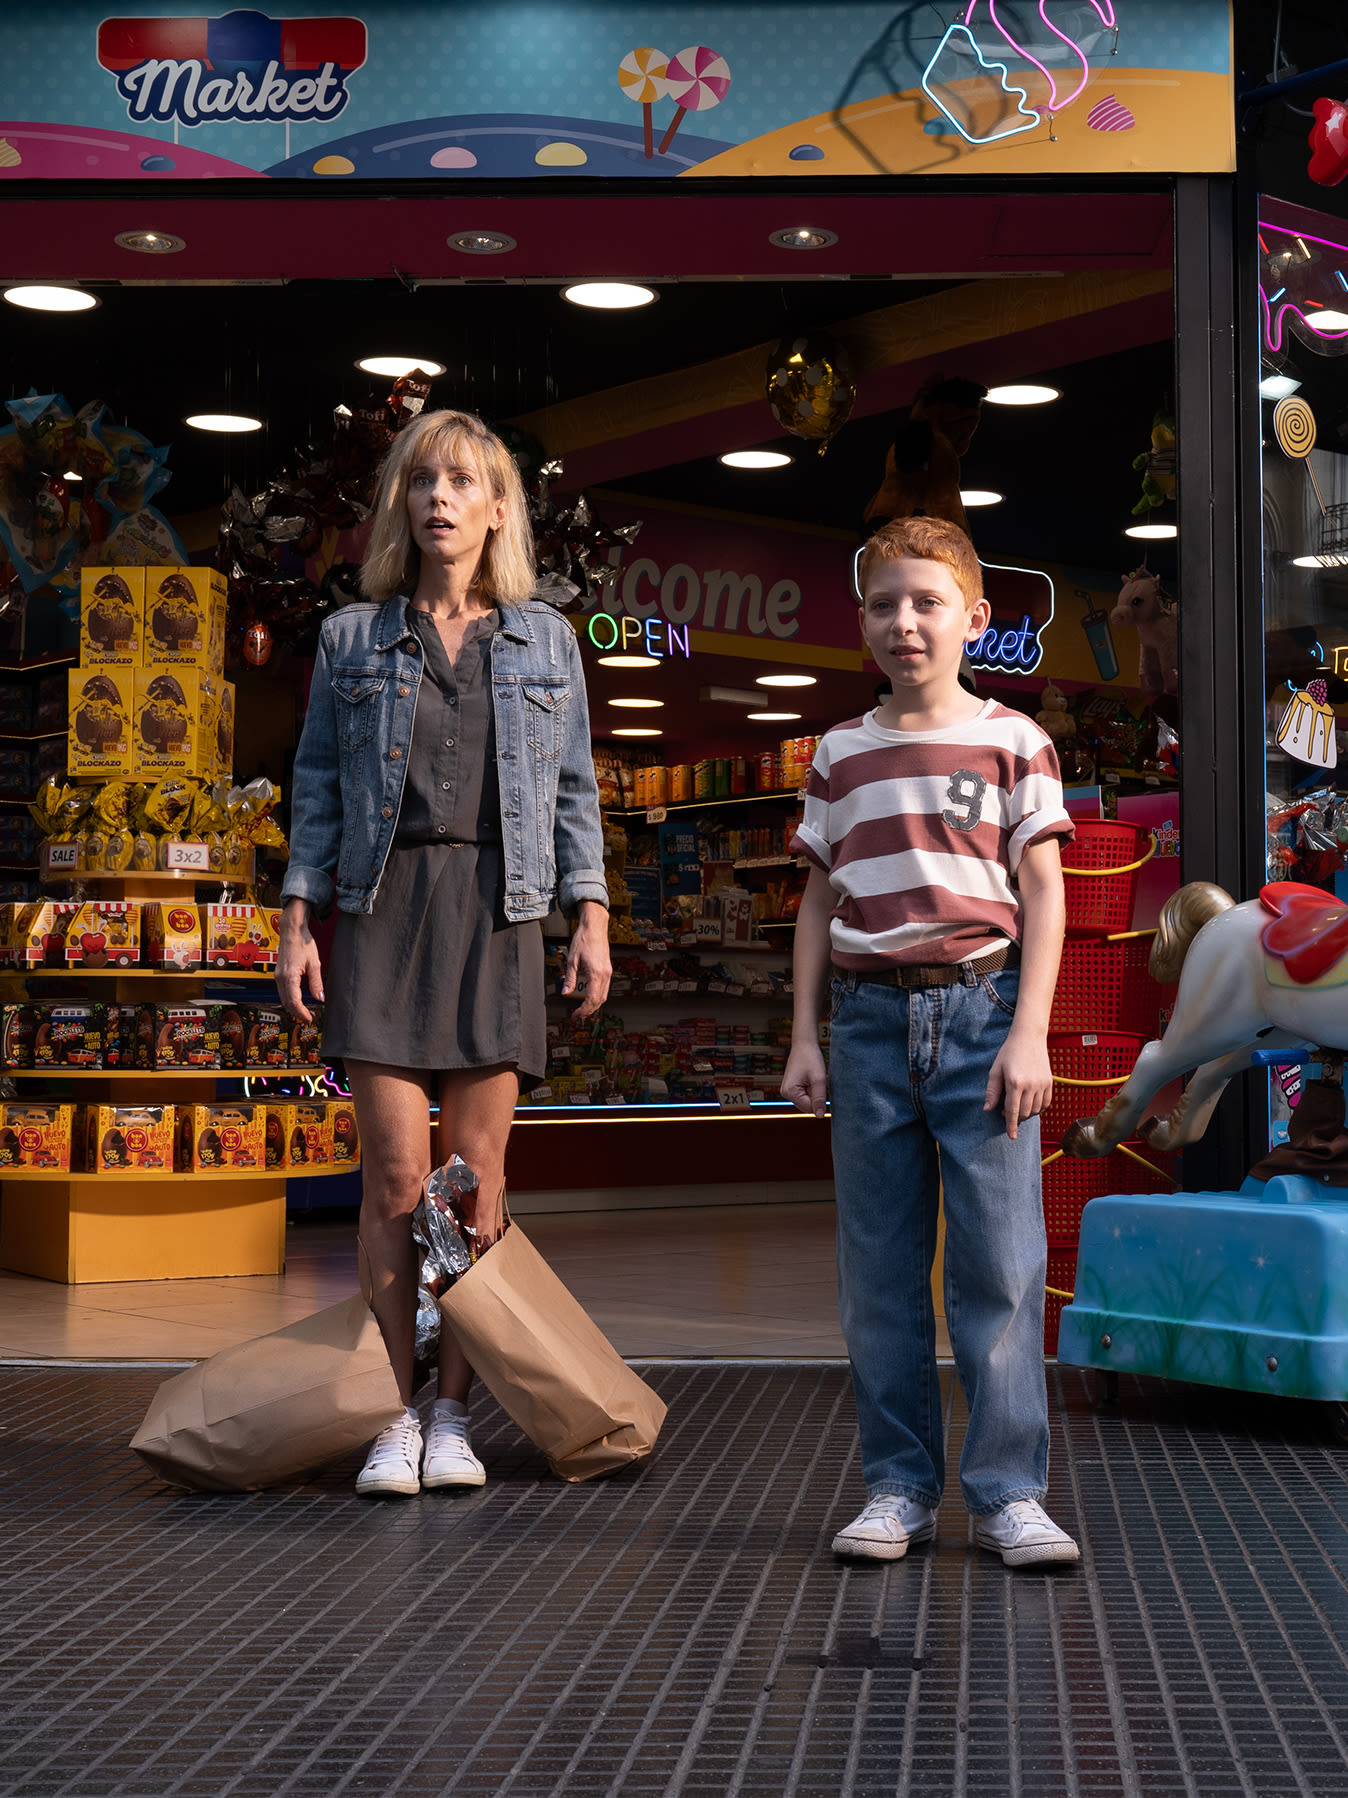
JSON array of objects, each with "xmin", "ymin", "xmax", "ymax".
[
  {"xmin": 694, "ymin": 917, "xmax": 722, "ymax": 941},
  {"xmin": 678, "ymin": 979, "xmax": 699, "ymax": 993},
  {"xmin": 726, "ymin": 982, "xmax": 745, "ymax": 997},
  {"xmin": 44, "ymin": 841, "xmax": 79, "ymax": 872},
  {"xmin": 708, "ymin": 979, "xmax": 727, "ymax": 994},
  {"xmin": 532, "ymin": 1083, "xmax": 553, "ymax": 1102},
  {"xmin": 717, "ymin": 1085, "xmax": 751, "ymax": 1111},
  {"xmin": 645, "ymin": 805, "xmax": 667, "ymax": 824},
  {"xmin": 165, "ymin": 839, "xmax": 210, "ymax": 872}
]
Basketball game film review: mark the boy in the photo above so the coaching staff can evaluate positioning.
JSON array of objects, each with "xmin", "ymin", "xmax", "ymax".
[{"xmin": 782, "ymin": 516, "xmax": 1078, "ymax": 1568}]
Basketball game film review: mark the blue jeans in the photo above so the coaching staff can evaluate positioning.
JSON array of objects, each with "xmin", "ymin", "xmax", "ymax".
[{"xmin": 828, "ymin": 966, "xmax": 1049, "ymax": 1515}]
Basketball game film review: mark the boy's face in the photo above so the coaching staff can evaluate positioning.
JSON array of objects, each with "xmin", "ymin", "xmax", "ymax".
[{"xmin": 859, "ymin": 555, "xmax": 990, "ymax": 695}]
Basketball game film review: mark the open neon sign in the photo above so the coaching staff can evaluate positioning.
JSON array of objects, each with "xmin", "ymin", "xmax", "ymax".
[{"xmin": 586, "ymin": 614, "xmax": 692, "ymax": 658}]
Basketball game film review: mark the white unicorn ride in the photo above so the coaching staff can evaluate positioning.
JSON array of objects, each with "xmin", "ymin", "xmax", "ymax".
[{"xmin": 1063, "ymin": 879, "xmax": 1348, "ymax": 1159}]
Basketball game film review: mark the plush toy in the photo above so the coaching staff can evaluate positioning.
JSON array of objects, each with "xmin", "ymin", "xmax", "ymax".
[
  {"xmin": 1132, "ymin": 409, "xmax": 1176, "ymax": 516},
  {"xmin": 863, "ymin": 374, "xmax": 988, "ymax": 537},
  {"xmin": 1111, "ymin": 566, "xmax": 1178, "ymax": 698},
  {"xmin": 1035, "ymin": 681, "xmax": 1075, "ymax": 743}
]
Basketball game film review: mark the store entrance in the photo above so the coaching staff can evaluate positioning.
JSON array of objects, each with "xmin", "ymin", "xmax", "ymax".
[{"xmin": 0, "ymin": 184, "xmax": 1183, "ymax": 1357}]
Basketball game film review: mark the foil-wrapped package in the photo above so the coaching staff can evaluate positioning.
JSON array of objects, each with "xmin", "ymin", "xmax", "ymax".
[{"xmin": 412, "ymin": 1190, "xmax": 472, "ymax": 1297}]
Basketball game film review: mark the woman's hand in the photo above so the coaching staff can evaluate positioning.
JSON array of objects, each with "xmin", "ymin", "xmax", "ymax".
[
  {"xmin": 277, "ymin": 898, "xmax": 325, "ymax": 1023},
  {"xmin": 561, "ymin": 900, "xmax": 611, "ymax": 1020}
]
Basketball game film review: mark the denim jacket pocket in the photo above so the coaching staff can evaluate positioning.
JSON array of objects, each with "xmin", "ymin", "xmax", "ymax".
[
  {"xmin": 522, "ymin": 680, "xmax": 570, "ymax": 761},
  {"xmin": 331, "ymin": 669, "xmax": 386, "ymax": 755}
]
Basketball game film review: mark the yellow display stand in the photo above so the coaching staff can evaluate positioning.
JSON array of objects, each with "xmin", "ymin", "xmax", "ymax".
[{"xmin": 0, "ymin": 1171, "xmax": 287, "ymax": 1284}]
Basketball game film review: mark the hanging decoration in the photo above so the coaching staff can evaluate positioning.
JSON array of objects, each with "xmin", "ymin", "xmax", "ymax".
[
  {"xmin": 1308, "ymin": 97, "xmax": 1348, "ymax": 187},
  {"xmin": 1111, "ymin": 566, "xmax": 1178, "ymax": 699},
  {"xmin": 765, "ymin": 334, "xmax": 855, "ymax": 456},
  {"xmin": 863, "ymin": 373, "xmax": 986, "ymax": 534},
  {"xmin": 1131, "ymin": 407, "xmax": 1176, "ymax": 515}
]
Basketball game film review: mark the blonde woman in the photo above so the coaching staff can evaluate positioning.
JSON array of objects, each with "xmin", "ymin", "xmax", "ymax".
[{"xmin": 278, "ymin": 410, "xmax": 611, "ymax": 1496}]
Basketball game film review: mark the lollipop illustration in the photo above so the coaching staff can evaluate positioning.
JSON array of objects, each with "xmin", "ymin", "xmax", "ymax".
[
  {"xmin": 658, "ymin": 45, "xmax": 731, "ymax": 157},
  {"xmin": 619, "ymin": 46, "xmax": 668, "ymax": 159},
  {"xmin": 1274, "ymin": 394, "xmax": 1327, "ymax": 513}
]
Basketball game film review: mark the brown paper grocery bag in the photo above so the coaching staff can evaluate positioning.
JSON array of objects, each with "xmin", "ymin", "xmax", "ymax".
[
  {"xmin": 130, "ymin": 1292, "xmax": 405, "ymax": 1491},
  {"xmin": 440, "ymin": 1222, "xmax": 666, "ymax": 1482}
]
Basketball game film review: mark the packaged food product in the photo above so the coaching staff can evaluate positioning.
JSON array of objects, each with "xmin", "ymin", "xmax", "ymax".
[
  {"xmin": 670, "ymin": 765, "xmax": 692, "ymax": 802},
  {"xmin": 694, "ymin": 760, "xmax": 714, "ymax": 800},
  {"xmin": 330, "ymin": 1098, "xmax": 360, "ymax": 1166},
  {"xmin": 83, "ymin": 1103, "xmax": 175, "ymax": 1173},
  {"xmin": 756, "ymin": 751, "xmax": 778, "ymax": 791},
  {"xmin": 80, "ymin": 567, "xmax": 144, "ymax": 666},
  {"xmin": 212, "ymin": 1003, "xmax": 249, "ymax": 1070},
  {"xmin": 288, "ymin": 1008, "xmax": 324, "ymax": 1067},
  {"xmin": 35, "ymin": 1004, "xmax": 103, "ymax": 1069},
  {"xmin": 143, "ymin": 902, "xmax": 203, "ymax": 970},
  {"xmin": 68, "ymin": 669, "xmax": 133, "ymax": 780},
  {"xmin": 2, "ymin": 1002, "xmax": 37, "ymax": 1068},
  {"xmin": 292, "ymin": 1099, "xmax": 333, "ymax": 1167},
  {"xmin": 135, "ymin": 1003, "xmax": 219, "ymax": 1070},
  {"xmin": 132, "ymin": 667, "xmax": 211, "ymax": 780},
  {"xmin": 201, "ymin": 902, "xmax": 269, "ymax": 969},
  {"xmin": 250, "ymin": 905, "xmax": 281, "ymax": 973},
  {"xmin": 176, "ymin": 1102, "xmax": 265, "ymax": 1173},
  {"xmin": 714, "ymin": 758, "xmax": 731, "ymax": 798},
  {"xmin": 143, "ymin": 566, "xmax": 225, "ymax": 669},
  {"xmin": 0, "ymin": 1102, "xmax": 73, "ymax": 1171},
  {"xmin": 102, "ymin": 1004, "xmax": 136, "ymax": 1070},
  {"xmin": 264, "ymin": 1102, "xmax": 299, "ymax": 1169},
  {"xmin": 245, "ymin": 1007, "xmax": 286, "ymax": 1068},
  {"xmin": 64, "ymin": 900, "xmax": 140, "ymax": 968},
  {"xmin": 15, "ymin": 901, "xmax": 81, "ymax": 968}
]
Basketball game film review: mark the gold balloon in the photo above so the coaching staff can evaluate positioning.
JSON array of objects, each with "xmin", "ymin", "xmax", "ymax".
[{"xmin": 765, "ymin": 333, "xmax": 855, "ymax": 454}]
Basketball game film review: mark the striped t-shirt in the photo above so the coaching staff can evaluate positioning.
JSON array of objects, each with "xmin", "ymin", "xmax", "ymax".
[{"xmin": 790, "ymin": 700, "xmax": 1074, "ymax": 969}]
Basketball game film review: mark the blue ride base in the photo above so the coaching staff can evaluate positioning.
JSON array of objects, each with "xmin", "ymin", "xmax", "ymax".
[{"xmin": 1057, "ymin": 1175, "xmax": 1348, "ymax": 1400}]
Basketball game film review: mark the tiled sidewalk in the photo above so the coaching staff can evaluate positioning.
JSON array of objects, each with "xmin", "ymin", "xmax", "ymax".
[{"xmin": 4, "ymin": 1364, "xmax": 1348, "ymax": 1795}]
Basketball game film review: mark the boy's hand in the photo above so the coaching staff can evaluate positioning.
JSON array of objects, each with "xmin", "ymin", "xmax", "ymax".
[
  {"xmin": 782, "ymin": 1043, "xmax": 828, "ymax": 1119},
  {"xmin": 984, "ymin": 1026, "xmax": 1053, "ymax": 1140}
]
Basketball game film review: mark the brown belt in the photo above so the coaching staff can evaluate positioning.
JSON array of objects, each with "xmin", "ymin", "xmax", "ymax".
[{"xmin": 851, "ymin": 943, "xmax": 1020, "ymax": 990}]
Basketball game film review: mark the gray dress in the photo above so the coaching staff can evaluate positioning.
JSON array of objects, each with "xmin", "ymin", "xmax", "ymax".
[{"xmin": 322, "ymin": 607, "xmax": 546, "ymax": 1088}]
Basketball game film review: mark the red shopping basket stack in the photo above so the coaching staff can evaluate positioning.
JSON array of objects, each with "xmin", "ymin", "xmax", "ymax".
[{"xmin": 1042, "ymin": 821, "xmax": 1176, "ymax": 1353}]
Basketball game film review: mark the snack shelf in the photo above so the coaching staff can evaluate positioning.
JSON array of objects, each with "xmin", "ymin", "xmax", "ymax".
[
  {"xmin": 512, "ymin": 1102, "xmax": 820, "ymax": 1123},
  {"xmin": 3, "ymin": 1065, "xmax": 326, "ymax": 1079},
  {"xmin": 0, "ymin": 653, "xmax": 77, "ymax": 673},
  {"xmin": 9, "ymin": 968, "xmax": 279, "ymax": 981},
  {"xmin": 0, "ymin": 1164, "xmax": 350, "ymax": 1182},
  {"xmin": 730, "ymin": 855, "xmax": 807, "ymax": 870},
  {"xmin": 0, "ymin": 727, "xmax": 64, "ymax": 743},
  {"xmin": 602, "ymin": 941, "xmax": 791, "ymax": 956},
  {"xmin": 39, "ymin": 870, "xmax": 230, "ymax": 888},
  {"xmin": 605, "ymin": 789, "xmax": 804, "ymax": 818}
]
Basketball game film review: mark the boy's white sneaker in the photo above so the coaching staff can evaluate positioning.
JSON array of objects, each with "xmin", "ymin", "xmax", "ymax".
[
  {"xmin": 832, "ymin": 1493, "xmax": 937, "ymax": 1561},
  {"xmin": 355, "ymin": 1407, "xmax": 422, "ymax": 1497},
  {"xmin": 975, "ymin": 1499, "xmax": 1080, "ymax": 1567},
  {"xmin": 422, "ymin": 1398, "xmax": 486, "ymax": 1489}
]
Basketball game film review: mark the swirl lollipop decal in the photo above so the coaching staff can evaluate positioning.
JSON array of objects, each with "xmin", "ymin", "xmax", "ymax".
[
  {"xmin": 658, "ymin": 45, "xmax": 731, "ymax": 156},
  {"xmin": 1274, "ymin": 394, "xmax": 1327, "ymax": 512},
  {"xmin": 618, "ymin": 46, "xmax": 668, "ymax": 160}
]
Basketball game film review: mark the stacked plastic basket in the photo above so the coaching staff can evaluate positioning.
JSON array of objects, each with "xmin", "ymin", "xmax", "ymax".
[{"xmin": 1043, "ymin": 821, "xmax": 1178, "ymax": 1353}]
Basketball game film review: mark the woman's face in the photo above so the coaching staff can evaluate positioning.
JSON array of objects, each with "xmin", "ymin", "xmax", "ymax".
[{"xmin": 405, "ymin": 446, "xmax": 507, "ymax": 573}]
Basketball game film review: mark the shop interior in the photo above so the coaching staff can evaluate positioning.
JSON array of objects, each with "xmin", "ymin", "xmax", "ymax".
[{"xmin": 0, "ymin": 185, "xmax": 1191, "ymax": 1358}]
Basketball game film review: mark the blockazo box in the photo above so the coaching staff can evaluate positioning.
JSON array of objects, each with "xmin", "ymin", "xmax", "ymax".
[
  {"xmin": 34, "ymin": 1004, "xmax": 103, "ymax": 1069},
  {"xmin": 132, "ymin": 666, "xmax": 209, "ymax": 780},
  {"xmin": 68, "ymin": 668, "xmax": 133, "ymax": 780},
  {"xmin": 80, "ymin": 567, "xmax": 143, "ymax": 666},
  {"xmin": 0, "ymin": 1101, "xmax": 73, "ymax": 1171},
  {"xmin": 83, "ymin": 1104, "xmax": 174, "ymax": 1173},
  {"xmin": 143, "ymin": 902, "xmax": 202, "ymax": 970},
  {"xmin": 135, "ymin": 1004, "xmax": 219, "ymax": 1070},
  {"xmin": 143, "ymin": 566, "xmax": 225, "ymax": 670},
  {"xmin": 176, "ymin": 1102, "xmax": 265, "ymax": 1173},
  {"xmin": 64, "ymin": 900, "xmax": 140, "ymax": 968}
]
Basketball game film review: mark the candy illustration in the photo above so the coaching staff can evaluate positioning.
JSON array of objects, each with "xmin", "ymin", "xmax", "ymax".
[
  {"xmin": 659, "ymin": 45, "xmax": 730, "ymax": 156},
  {"xmin": 1087, "ymin": 94, "xmax": 1135, "ymax": 131},
  {"xmin": 619, "ymin": 46, "xmax": 669, "ymax": 160}
]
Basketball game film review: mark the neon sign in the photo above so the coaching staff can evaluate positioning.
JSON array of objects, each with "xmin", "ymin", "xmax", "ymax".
[
  {"xmin": 1259, "ymin": 219, "xmax": 1348, "ymax": 353},
  {"xmin": 586, "ymin": 614, "xmax": 692, "ymax": 658},
  {"xmin": 922, "ymin": 2, "xmax": 1118, "ymax": 144},
  {"xmin": 851, "ymin": 549, "xmax": 1053, "ymax": 676},
  {"xmin": 921, "ymin": 25, "xmax": 1041, "ymax": 145}
]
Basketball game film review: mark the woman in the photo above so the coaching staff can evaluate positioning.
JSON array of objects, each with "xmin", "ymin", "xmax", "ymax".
[{"xmin": 278, "ymin": 409, "xmax": 611, "ymax": 1496}]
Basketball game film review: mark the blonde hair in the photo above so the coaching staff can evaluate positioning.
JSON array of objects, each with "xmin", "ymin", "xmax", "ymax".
[
  {"xmin": 360, "ymin": 409, "xmax": 536, "ymax": 605},
  {"xmin": 857, "ymin": 515, "xmax": 984, "ymax": 611}
]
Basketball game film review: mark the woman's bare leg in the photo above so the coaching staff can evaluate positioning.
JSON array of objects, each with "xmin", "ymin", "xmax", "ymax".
[
  {"xmin": 346, "ymin": 1060, "xmax": 433, "ymax": 1404},
  {"xmin": 434, "ymin": 1063, "xmax": 520, "ymax": 1402}
]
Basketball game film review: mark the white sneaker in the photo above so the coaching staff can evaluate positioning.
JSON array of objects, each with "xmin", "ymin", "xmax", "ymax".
[
  {"xmin": 355, "ymin": 1407, "xmax": 422, "ymax": 1497},
  {"xmin": 832, "ymin": 1493, "xmax": 937, "ymax": 1561},
  {"xmin": 975, "ymin": 1499, "xmax": 1080, "ymax": 1567},
  {"xmin": 422, "ymin": 1398, "xmax": 486, "ymax": 1490}
]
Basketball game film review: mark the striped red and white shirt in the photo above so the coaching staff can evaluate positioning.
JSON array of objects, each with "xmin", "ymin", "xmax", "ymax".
[{"xmin": 791, "ymin": 700, "xmax": 1074, "ymax": 969}]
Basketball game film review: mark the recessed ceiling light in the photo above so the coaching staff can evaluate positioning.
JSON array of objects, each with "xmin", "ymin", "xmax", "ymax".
[
  {"xmin": 1306, "ymin": 309, "xmax": 1348, "ymax": 331},
  {"xmin": 563, "ymin": 282, "xmax": 657, "ymax": 310},
  {"xmin": 747, "ymin": 711, "xmax": 802, "ymax": 722},
  {"xmin": 186, "ymin": 413, "xmax": 264, "ymax": 433},
  {"xmin": 721, "ymin": 449, "xmax": 793, "ymax": 469},
  {"xmin": 960, "ymin": 489, "xmax": 1004, "ymax": 507},
  {"xmin": 1259, "ymin": 372, "xmax": 1301, "ymax": 399},
  {"xmin": 62, "ymin": 469, "xmax": 82, "ymax": 482},
  {"xmin": 1125, "ymin": 522, "xmax": 1177, "ymax": 539},
  {"xmin": 756, "ymin": 673, "xmax": 817, "ymax": 688},
  {"xmin": 114, "ymin": 229, "xmax": 185, "ymax": 254},
  {"xmin": 608, "ymin": 697, "xmax": 664, "ymax": 709},
  {"xmin": 611, "ymin": 726, "xmax": 662, "ymax": 737},
  {"xmin": 447, "ymin": 230, "xmax": 517, "ymax": 255},
  {"xmin": 357, "ymin": 355, "xmax": 447, "ymax": 378},
  {"xmin": 598, "ymin": 654, "xmax": 660, "ymax": 668},
  {"xmin": 1292, "ymin": 551, "xmax": 1348, "ymax": 568},
  {"xmin": 768, "ymin": 226, "xmax": 838, "ymax": 250},
  {"xmin": 985, "ymin": 384, "xmax": 1059, "ymax": 405},
  {"xmin": 3, "ymin": 284, "xmax": 98, "ymax": 312}
]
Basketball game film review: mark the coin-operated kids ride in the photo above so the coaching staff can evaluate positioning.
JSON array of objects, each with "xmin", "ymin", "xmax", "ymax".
[{"xmin": 1057, "ymin": 879, "xmax": 1348, "ymax": 1405}]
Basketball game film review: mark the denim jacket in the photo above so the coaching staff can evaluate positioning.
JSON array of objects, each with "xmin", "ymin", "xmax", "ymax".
[{"xmin": 279, "ymin": 592, "xmax": 608, "ymax": 922}]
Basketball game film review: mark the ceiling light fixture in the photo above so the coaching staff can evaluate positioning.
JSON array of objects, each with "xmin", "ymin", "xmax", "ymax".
[
  {"xmin": 1124, "ymin": 522, "xmax": 1177, "ymax": 540},
  {"xmin": 611, "ymin": 726, "xmax": 662, "ymax": 737},
  {"xmin": 3, "ymin": 284, "xmax": 99, "ymax": 312},
  {"xmin": 1292, "ymin": 551, "xmax": 1348, "ymax": 568},
  {"xmin": 562, "ymin": 282, "xmax": 657, "ymax": 309},
  {"xmin": 984, "ymin": 384, "xmax": 1059, "ymax": 406},
  {"xmin": 756, "ymin": 673, "xmax": 817, "ymax": 688},
  {"xmin": 608, "ymin": 697, "xmax": 664, "ymax": 709},
  {"xmin": 356, "ymin": 355, "xmax": 447, "ymax": 378},
  {"xmin": 62, "ymin": 469, "xmax": 82, "ymax": 482},
  {"xmin": 1259, "ymin": 372, "xmax": 1302, "ymax": 399},
  {"xmin": 720, "ymin": 449, "xmax": 793, "ymax": 469},
  {"xmin": 768, "ymin": 226, "xmax": 839, "ymax": 250},
  {"xmin": 114, "ymin": 229, "xmax": 186, "ymax": 254},
  {"xmin": 960, "ymin": 489, "xmax": 1004, "ymax": 507},
  {"xmin": 447, "ymin": 230, "xmax": 517, "ymax": 255},
  {"xmin": 747, "ymin": 710, "xmax": 802, "ymax": 722},
  {"xmin": 597, "ymin": 654, "xmax": 659, "ymax": 669},
  {"xmin": 186, "ymin": 413, "xmax": 264, "ymax": 433},
  {"xmin": 1306, "ymin": 309, "xmax": 1348, "ymax": 332}
]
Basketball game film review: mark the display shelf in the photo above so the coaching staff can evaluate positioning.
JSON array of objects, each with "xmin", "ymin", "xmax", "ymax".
[
  {"xmin": 0, "ymin": 1163, "xmax": 350, "ymax": 1182},
  {"xmin": 0, "ymin": 652, "xmax": 76, "ymax": 673},
  {"xmin": 10, "ymin": 968, "xmax": 280, "ymax": 981},
  {"xmin": 0, "ymin": 794, "xmax": 39, "ymax": 808},
  {"xmin": 513, "ymin": 1102, "xmax": 819, "ymax": 1123},
  {"xmin": 605, "ymin": 941, "xmax": 790, "ymax": 956},
  {"xmin": 0, "ymin": 727, "xmax": 64, "ymax": 743},
  {"xmin": 3, "ymin": 1065, "xmax": 324, "ymax": 1079},
  {"xmin": 39, "ymin": 869, "xmax": 224, "ymax": 888},
  {"xmin": 605, "ymin": 788, "xmax": 804, "ymax": 818},
  {"xmin": 731, "ymin": 855, "xmax": 807, "ymax": 870}
]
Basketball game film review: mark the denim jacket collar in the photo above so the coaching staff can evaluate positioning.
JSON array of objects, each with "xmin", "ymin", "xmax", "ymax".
[{"xmin": 372, "ymin": 591, "xmax": 533, "ymax": 652}]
